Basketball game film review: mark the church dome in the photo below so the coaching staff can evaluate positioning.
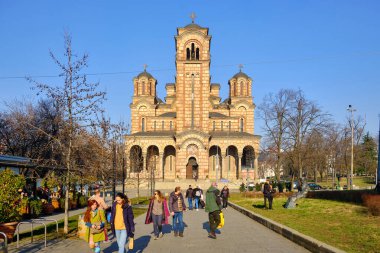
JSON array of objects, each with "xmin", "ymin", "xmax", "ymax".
[
  {"xmin": 136, "ymin": 70, "xmax": 154, "ymax": 79},
  {"xmin": 232, "ymin": 70, "xmax": 250, "ymax": 79},
  {"xmin": 184, "ymin": 23, "xmax": 203, "ymax": 30}
]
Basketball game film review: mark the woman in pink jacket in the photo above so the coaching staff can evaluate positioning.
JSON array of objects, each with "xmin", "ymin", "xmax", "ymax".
[{"xmin": 145, "ymin": 190, "xmax": 170, "ymax": 240}]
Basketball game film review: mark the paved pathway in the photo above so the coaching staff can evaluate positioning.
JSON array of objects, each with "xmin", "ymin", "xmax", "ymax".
[{"xmin": 11, "ymin": 205, "xmax": 309, "ymax": 253}]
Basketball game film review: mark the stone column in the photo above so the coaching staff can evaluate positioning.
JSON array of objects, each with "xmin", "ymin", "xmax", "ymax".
[
  {"xmin": 238, "ymin": 154, "xmax": 243, "ymax": 180},
  {"xmin": 160, "ymin": 154, "xmax": 164, "ymax": 181},
  {"xmin": 142, "ymin": 152, "xmax": 147, "ymax": 172},
  {"xmin": 222, "ymin": 148, "xmax": 227, "ymax": 180},
  {"xmin": 254, "ymin": 153, "xmax": 259, "ymax": 181}
]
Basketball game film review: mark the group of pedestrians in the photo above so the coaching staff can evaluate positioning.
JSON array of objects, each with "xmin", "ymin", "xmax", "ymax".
[
  {"xmin": 185, "ymin": 185, "xmax": 204, "ymax": 211},
  {"xmin": 82, "ymin": 182, "xmax": 230, "ymax": 252}
]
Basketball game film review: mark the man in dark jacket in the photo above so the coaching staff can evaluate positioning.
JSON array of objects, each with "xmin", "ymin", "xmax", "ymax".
[
  {"xmin": 169, "ymin": 186, "xmax": 186, "ymax": 237},
  {"xmin": 192, "ymin": 186, "xmax": 203, "ymax": 211},
  {"xmin": 263, "ymin": 181, "xmax": 273, "ymax": 209},
  {"xmin": 185, "ymin": 185, "xmax": 193, "ymax": 210},
  {"xmin": 205, "ymin": 182, "xmax": 222, "ymax": 239}
]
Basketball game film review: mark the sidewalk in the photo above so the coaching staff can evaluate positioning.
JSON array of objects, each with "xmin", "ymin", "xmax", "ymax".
[{"xmin": 10, "ymin": 205, "xmax": 309, "ymax": 253}]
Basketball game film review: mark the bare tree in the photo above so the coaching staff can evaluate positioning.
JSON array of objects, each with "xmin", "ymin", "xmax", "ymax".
[
  {"xmin": 28, "ymin": 33, "xmax": 105, "ymax": 234},
  {"xmin": 258, "ymin": 89, "xmax": 295, "ymax": 181}
]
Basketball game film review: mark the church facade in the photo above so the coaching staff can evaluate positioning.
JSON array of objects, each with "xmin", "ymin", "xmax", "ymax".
[{"xmin": 125, "ymin": 20, "xmax": 261, "ymax": 182}]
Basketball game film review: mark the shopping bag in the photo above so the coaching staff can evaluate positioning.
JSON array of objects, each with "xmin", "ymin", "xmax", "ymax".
[
  {"xmin": 128, "ymin": 237, "xmax": 134, "ymax": 250},
  {"xmin": 77, "ymin": 215, "xmax": 87, "ymax": 240},
  {"xmin": 217, "ymin": 211, "xmax": 224, "ymax": 229}
]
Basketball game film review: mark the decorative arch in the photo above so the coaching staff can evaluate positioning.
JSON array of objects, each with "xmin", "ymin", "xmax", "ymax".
[
  {"xmin": 163, "ymin": 145, "xmax": 176, "ymax": 179},
  {"xmin": 180, "ymin": 138, "xmax": 206, "ymax": 150},
  {"xmin": 226, "ymin": 145, "xmax": 239, "ymax": 179},
  {"xmin": 209, "ymin": 145, "xmax": 222, "ymax": 179},
  {"xmin": 146, "ymin": 145, "xmax": 160, "ymax": 178},
  {"xmin": 184, "ymin": 40, "xmax": 202, "ymax": 61}
]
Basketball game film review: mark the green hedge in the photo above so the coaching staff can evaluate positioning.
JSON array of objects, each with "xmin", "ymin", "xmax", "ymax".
[{"xmin": 306, "ymin": 190, "xmax": 377, "ymax": 204}]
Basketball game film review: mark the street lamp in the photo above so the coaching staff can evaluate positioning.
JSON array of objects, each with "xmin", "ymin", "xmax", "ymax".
[{"xmin": 347, "ymin": 105, "xmax": 356, "ymax": 190}]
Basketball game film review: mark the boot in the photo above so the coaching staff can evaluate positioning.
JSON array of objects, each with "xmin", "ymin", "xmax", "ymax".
[
  {"xmin": 179, "ymin": 232, "xmax": 184, "ymax": 237},
  {"xmin": 174, "ymin": 231, "xmax": 178, "ymax": 237}
]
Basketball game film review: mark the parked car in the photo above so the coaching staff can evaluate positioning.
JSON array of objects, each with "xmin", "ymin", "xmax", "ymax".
[{"xmin": 308, "ymin": 183, "xmax": 322, "ymax": 190}]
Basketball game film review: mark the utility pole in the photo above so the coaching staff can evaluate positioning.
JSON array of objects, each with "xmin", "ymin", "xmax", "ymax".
[
  {"xmin": 376, "ymin": 115, "xmax": 380, "ymax": 193},
  {"xmin": 347, "ymin": 105, "xmax": 356, "ymax": 190}
]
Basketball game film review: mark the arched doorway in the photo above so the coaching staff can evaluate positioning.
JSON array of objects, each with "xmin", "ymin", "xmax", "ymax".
[{"xmin": 186, "ymin": 157, "xmax": 198, "ymax": 179}]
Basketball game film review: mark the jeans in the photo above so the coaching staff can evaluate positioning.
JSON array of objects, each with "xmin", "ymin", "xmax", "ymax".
[
  {"xmin": 152, "ymin": 214, "xmax": 163, "ymax": 237},
  {"xmin": 222, "ymin": 197, "xmax": 228, "ymax": 208},
  {"xmin": 115, "ymin": 229, "xmax": 127, "ymax": 253},
  {"xmin": 187, "ymin": 197, "xmax": 193, "ymax": 209},
  {"xmin": 209, "ymin": 210, "xmax": 221, "ymax": 234},
  {"xmin": 172, "ymin": 212, "xmax": 184, "ymax": 232},
  {"xmin": 194, "ymin": 197, "xmax": 200, "ymax": 209}
]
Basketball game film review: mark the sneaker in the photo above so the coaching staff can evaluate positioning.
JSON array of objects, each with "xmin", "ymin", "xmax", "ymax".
[
  {"xmin": 208, "ymin": 232, "xmax": 216, "ymax": 239},
  {"xmin": 196, "ymin": 209, "xmax": 199, "ymax": 211},
  {"xmin": 179, "ymin": 232, "xmax": 184, "ymax": 237},
  {"xmin": 103, "ymin": 239, "xmax": 112, "ymax": 243},
  {"xmin": 174, "ymin": 231, "xmax": 178, "ymax": 237},
  {"xmin": 159, "ymin": 232, "xmax": 163, "ymax": 238},
  {"xmin": 154, "ymin": 236, "xmax": 158, "ymax": 240}
]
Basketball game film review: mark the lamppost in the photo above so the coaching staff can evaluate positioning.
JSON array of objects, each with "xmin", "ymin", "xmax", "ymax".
[
  {"xmin": 347, "ymin": 105, "xmax": 356, "ymax": 190},
  {"xmin": 376, "ymin": 114, "xmax": 380, "ymax": 193}
]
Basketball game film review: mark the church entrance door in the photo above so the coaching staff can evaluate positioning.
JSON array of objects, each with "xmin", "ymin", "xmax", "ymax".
[{"xmin": 186, "ymin": 157, "xmax": 198, "ymax": 179}]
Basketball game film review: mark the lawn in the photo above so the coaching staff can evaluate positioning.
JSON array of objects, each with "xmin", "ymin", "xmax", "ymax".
[
  {"xmin": 315, "ymin": 176, "xmax": 375, "ymax": 189},
  {"xmin": 230, "ymin": 193, "xmax": 380, "ymax": 253}
]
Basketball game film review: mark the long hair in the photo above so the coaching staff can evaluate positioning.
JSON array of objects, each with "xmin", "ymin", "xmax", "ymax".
[
  {"xmin": 116, "ymin": 192, "xmax": 129, "ymax": 208},
  {"xmin": 84, "ymin": 199, "xmax": 99, "ymax": 222},
  {"xmin": 152, "ymin": 190, "xmax": 164, "ymax": 203}
]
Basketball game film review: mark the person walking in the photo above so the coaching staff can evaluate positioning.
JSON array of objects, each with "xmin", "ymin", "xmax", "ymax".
[
  {"xmin": 89, "ymin": 188, "xmax": 111, "ymax": 242},
  {"xmin": 192, "ymin": 185, "xmax": 203, "ymax": 211},
  {"xmin": 263, "ymin": 181, "xmax": 274, "ymax": 210},
  {"xmin": 169, "ymin": 186, "xmax": 186, "ymax": 237},
  {"xmin": 185, "ymin": 185, "xmax": 193, "ymax": 210},
  {"xmin": 110, "ymin": 193, "xmax": 135, "ymax": 253},
  {"xmin": 205, "ymin": 182, "xmax": 222, "ymax": 239},
  {"xmin": 220, "ymin": 185, "xmax": 230, "ymax": 209},
  {"xmin": 145, "ymin": 190, "xmax": 170, "ymax": 240},
  {"xmin": 83, "ymin": 199, "xmax": 106, "ymax": 253}
]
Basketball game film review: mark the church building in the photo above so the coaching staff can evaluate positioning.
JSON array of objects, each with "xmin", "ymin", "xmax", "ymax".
[{"xmin": 125, "ymin": 18, "xmax": 261, "ymax": 182}]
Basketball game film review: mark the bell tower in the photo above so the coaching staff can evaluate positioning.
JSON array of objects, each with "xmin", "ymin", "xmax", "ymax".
[{"xmin": 174, "ymin": 14, "xmax": 212, "ymax": 132}]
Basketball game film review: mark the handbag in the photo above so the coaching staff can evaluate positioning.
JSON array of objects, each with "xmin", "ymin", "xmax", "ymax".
[
  {"xmin": 128, "ymin": 237, "xmax": 134, "ymax": 250},
  {"xmin": 90, "ymin": 211, "xmax": 104, "ymax": 234},
  {"xmin": 90, "ymin": 222, "xmax": 103, "ymax": 234},
  {"xmin": 217, "ymin": 211, "xmax": 224, "ymax": 229}
]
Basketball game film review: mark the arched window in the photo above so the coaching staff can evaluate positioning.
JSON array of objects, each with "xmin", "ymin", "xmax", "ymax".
[
  {"xmin": 186, "ymin": 48, "xmax": 190, "ymax": 60},
  {"xmin": 162, "ymin": 121, "xmax": 164, "ymax": 130},
  {"xmin": 154, "ymin": 121, "xmax": 156, "ymax": 131},
  {"xmin": 240, "ymin": 81, "xmax": 244, "ymax": 96},
  {"xmin": 170, "ymin": 121, "xmax": 173, "ymax": 130},
  {"xmin": 229, "ymin": 121, "xmax": 231, "ymax": 131},
  {"xmin": 196, "ymin": 48, "xmax": 200, "ymax": 60},
  {"xmin": 191, "ymin": 43, "xmax": 195, "ymax": 60},
  {"xmin": 142, "ymin": 118, "xmax": 145, "ymax": 132},
  {"xmin": 240, "ymin": 118, "xmax": 244, "ymax": 132},
  {"xmin": 142, "ymin": 81, "xmax": 145, "ymax": 95},
  {"xmin": 221, "ymin": 121, "xmax": 223, "ymax": 131},
  {"xmin": 213, "ymin": 121, "xmax": 216, "ymax": 131},
  {"xmin": 233, "ymin": 83, "xmax": 236, "ymax": 96}
]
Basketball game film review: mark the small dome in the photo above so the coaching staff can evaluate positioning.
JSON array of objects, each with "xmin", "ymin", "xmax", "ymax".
[
  {"xmin": 232, "ymin": 70, "xmax": 250, "ymax": 80},
  {"xmin": 184, "ymin": 23, "xmax": 203, "ymax": 29},
  {"xmin": 136, "ymin": 70, "xmax": 154, "ymax": 79}
]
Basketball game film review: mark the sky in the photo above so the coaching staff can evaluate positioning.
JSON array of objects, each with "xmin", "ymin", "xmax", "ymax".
[{"xmin": 0, "ymin": 0, "xmax": 379, "ymax": 138}]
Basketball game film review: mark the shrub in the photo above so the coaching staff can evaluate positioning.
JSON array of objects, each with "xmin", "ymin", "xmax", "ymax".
[
  {"xmin": 59, "ymin": 197, "xmax": 66, "ymax": 210},
  {"xmin": 307, "ymin": 190, "xmax": 375, "ymax": 204},
  {"xmin": 247, "ymin": 186, "xmax": 254, "ymax": 192},
  {"xmin": 255, "ymin": 183, "xmax": 262, "ymax": 192},
  {"xmin": 79, "ymin": 195, "xmax": 88, "ymax": 207},
  {"xmin": 29, "ymin": 199, "xmax": 43, "ymax": 218},
  {"xmin": 278, "ymin": 182, "xmax": 286, "ymax": 193},
  {"xmin": 0, "ymin": 169, "xmax": 26, "ymax": 223},
  {"xmin": 362, "ymin": 194, "xmax": 380, "ymax": 216},
  {"xmin": 239, "ymin": 183, "xmax": 246, "ymax": 192}
]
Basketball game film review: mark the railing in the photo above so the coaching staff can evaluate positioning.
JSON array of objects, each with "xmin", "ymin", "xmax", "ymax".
[
  {"xmin": 32, "ymin": 218, "xmax": 59, "ymax": 238},
  {"xmin": 16, "ymin": 220, "xmax": 47, "ymax": 249},
  {"xmin": 0, "ymin": 231, "xmax": 7, "ymax": 253}
]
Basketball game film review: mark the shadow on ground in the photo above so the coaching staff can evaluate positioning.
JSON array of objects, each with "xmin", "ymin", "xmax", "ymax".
[
  {"xmin": 103, "ymin": 235, "xmax": 151, "ymax": 253},
  {"xmin": 202, "ymin": 222, "xmax": 220, "ymax": 234}
]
